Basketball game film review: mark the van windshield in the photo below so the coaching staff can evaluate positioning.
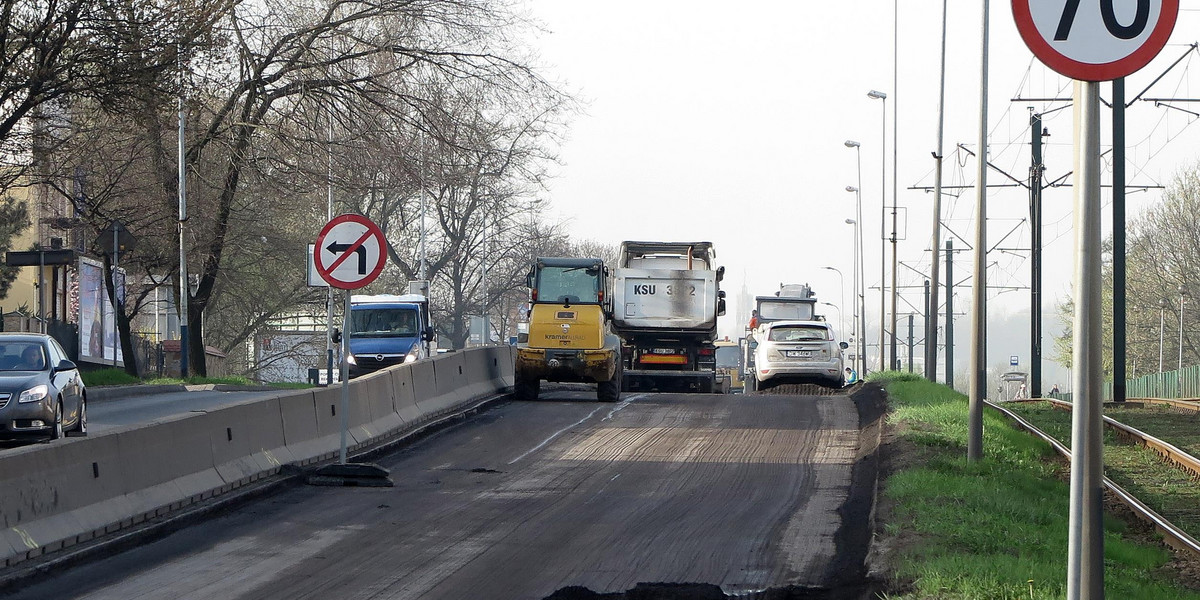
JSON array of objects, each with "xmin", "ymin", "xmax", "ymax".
[{"xmin": 351, "ymin": 308, "xmax": 419, "ymax": 337}]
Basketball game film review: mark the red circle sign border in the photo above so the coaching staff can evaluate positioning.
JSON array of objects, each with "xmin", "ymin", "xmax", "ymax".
[
  {"xmin": 1012, "ymin": 0, "xmax": 1179, "ymax": 82},
  {"xmin": 313, "ymin": 213, "xmax": 387, "ymax": 290}
]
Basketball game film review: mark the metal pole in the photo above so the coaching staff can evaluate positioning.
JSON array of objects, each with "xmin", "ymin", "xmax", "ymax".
[
  {"xmin": 1031, "ymin": 111, "xmax": 1044, "ymax": 398},
  {"xmin": 1179, "ymin": 287, "xmax": 1186, "ymax": 373},
  {"xmin": 927, "ymin": 0, "xmax": 947, "ymax": 382},
  {"xmin": 869, "ymin": 91, "xmax": 888, "ymax": 372},
  {"xmin": 1066, "ymin": 78, "xmax": 1104, "ymax": 600},
  {"xmin": 907, "ymin": 313, "xmax": 914, "ymax": 372},
  {"xmin": 823, "ymin": 266, "xmax": 845, "ymax": 337},
  {"xmin": 339, "ymin": 291, "xmax": 351, "ymax": 464},
  {"xmin": 923, "ymin": 279, "xmax": 930, "ymax": 373},
  {"xmin": 968, "ymin": 0, "xmax": 989, "ymax": 462},
  {"xmin": 1160, "ymin": 301, "xmax": 1166, "ymax": 373},
  {"xmin": 890, "ymin": 0, "xmax": 899, "ymax": 373},
  {"xmin": 326, "ymin": 98, "xmax": 335, "ymax": 387},
  {"xmin": 177, "ymin": 80, "xmax": 189, "ymax": 379},
  {"xmin": 1113, "ymin": 78, "xmax": 1127, "ymax": 403},
  {"xmin": 945, "ymin": 239, "xmax": 954, "ymax": 388}
]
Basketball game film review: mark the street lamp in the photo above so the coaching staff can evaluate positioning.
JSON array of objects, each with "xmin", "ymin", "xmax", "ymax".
[
  {"xmin": 1159, "ymin": 298, "xmax": 1167, "ymax": 373},
  {"xmin": 846, "ymin": 138, "xmax": 866, "ymax": 375},
  {"xmin": 821, "ymin": 266, "xmax": 845, "ymax": 339},
  {"xmin": 821, "ymin": 303, "xmax": 842, "ymax": 340},
  {"xmin": 1179, "ymin": 285, "xmax": 1187, "ymax": 373},
  {"xmin": 868, "ymin": 90, "xmax": 888, "ymax": 371}
]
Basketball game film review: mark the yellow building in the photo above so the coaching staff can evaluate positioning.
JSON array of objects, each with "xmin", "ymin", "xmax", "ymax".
[{"xmin": 3, "ymin": 176, "xmax": 80, "ymax": 336}]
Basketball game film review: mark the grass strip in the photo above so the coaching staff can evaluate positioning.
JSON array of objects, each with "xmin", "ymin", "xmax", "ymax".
[
  {"xmin": 82, "ymin": 370, "xmax": 311, "ymax": 390},
  {"xmin": 1009, "ymin": 401, "xmax": 1200, "ymax": 540},
  {"xmin": 80, "ymin": 368, "xmax": 141, "ymax": 387},
  {"xmin": 873, "ymin": 371, "xmax": 1198, "ymax": 599}
]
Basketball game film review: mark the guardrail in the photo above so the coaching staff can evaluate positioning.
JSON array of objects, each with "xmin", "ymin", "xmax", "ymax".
[
  {"xmin": 988, "ymin": 399, "xmax": 1200, "ymax": 558},
  {"xmin": 0, "ymin": 346, "xmax": 514, "ymax": 570}
]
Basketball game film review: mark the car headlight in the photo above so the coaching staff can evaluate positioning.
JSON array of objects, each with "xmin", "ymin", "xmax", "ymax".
[
  {"xmin": 404, "ymin": 346, "xmax": 420, "ymax": 363},
  {"xmin": 18, "ymin": 384, "xmax": 49, "ymax": 404},
  {"xmin": 346, "ymin": 354, "xmax": 357, "ymax": 366}
]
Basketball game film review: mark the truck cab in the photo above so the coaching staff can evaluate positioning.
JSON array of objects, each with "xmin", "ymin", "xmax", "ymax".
[
  {"xmin": 347, "ymin": 294, "xmax": 433, "ymax": 377},
  {"xmin": 514, "ymin": 258, "xmax": 623, "ymax": 402}
]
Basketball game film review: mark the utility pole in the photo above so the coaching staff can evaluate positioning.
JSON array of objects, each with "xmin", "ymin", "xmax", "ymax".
[
  {"xmin": 1113, "ymin": 77, "xmax": 1127, "ymax": 403},
  {"xmin": 923, "ymin": 279, "xmax": 930, "ymax": 374},
  {"xmin": 1030, "ymin": 111, "xmax": 1044, "ymax": 398},
  {"xmin": 968, "ymin": 0, "xmax": 990, "ymax": 462},
  {"xmin": 927, "ymin": 0, "xmax": 948, "ymax": 383},
  {"xmin": 945, "ymin": 239, "xmax": 954, "ymax": 389},
  {"xmin": 907, "ymin": 313, "xmax": 915, "ymax": 373}
]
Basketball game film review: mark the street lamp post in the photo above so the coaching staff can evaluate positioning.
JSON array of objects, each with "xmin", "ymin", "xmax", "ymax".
[
  {"xmin": 845, "ymin": 139, "xmax": 865, "ymax": 375},
  {"xmin": 845, "ymin": 216, "xmax": 862, "ymax": 375},
  {"xmin": 1160, "ymin": 299, "xmax": 1167, "ymax": 373},
  {"xmin": 868, "ymin": 90, "xmax": 888, "ymax": 372},
  {"xmin": 821, "ymin": 266, "xmax": 846, "ymax": 342},
  {"xmin": 821, "ymin": 303, "xmax": 842, "ymax": 338},
  {"xmin": 1179, "ymin": 286, "xmax": 1187, "ymax": 374}
]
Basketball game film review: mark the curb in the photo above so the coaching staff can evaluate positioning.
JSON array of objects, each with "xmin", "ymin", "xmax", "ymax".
[{"xmin": 88, "ymin": 385, "xmax": 188, "ymax": 403}]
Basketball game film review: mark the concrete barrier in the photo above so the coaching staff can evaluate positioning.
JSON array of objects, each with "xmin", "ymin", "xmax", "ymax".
[
  {"xmin": 391, "ymin": 365, "xmax": 421, "ymax": 425},
  {"xmin": 414, "ymin": 352, "xmax": 470, "ymax": 417},
  {"xmin": 0, "ymin": 347, "xmax": 514, "ymax": 570}
]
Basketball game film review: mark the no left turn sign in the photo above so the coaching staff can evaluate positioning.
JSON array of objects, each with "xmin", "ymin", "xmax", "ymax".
[
  {"xmin": 1012, "ymin": 0, "xmax": 1178, "ymax": 81},
  {"xmin": 313, "ymin": 214, "xmax": 387, "ymax": 289}
]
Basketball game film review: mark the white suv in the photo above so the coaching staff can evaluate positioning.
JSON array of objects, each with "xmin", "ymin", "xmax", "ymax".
[{"xmin": 748, "ymin": 321, "xmax": 847, "ymax": 389}]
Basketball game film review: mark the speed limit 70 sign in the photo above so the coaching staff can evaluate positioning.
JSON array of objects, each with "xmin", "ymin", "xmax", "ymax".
[{"xmin": 1013, "ymin": 0, "xmax": 1178, "ymax": 81}]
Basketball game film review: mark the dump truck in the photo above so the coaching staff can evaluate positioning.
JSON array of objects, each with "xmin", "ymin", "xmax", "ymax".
[
  {"xmin": 514, "ymin": 257, "xmax": 623, "ymax": 402},
  {"xmin": 610, "ymin": 241, "xmax": 726, "ymax": 393}
]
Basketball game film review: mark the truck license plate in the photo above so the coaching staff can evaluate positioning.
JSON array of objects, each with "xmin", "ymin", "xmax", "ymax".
[{"xmin": 785, "ymin": 350, "xmax": 812, "ymax": 358}]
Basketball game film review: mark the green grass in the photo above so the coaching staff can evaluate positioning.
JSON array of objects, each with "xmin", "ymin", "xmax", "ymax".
[
  {"xmin": 142, "ymin": 375, "xmax": 259, "ymax": 386},
  {"xmin": 1009, "ymin": 401, "xmax": 1200, "ymax": 539},
  {"xmin": 875, "ymin": 374, "xmax": 1199, "ymax": 599},
  {"xmin": 81, "ymin": 371, "xmax": 310, "ymax": 390},
  {"xmin": 80, "ymin": 368, "xmax": 141, "ymax": 387}
]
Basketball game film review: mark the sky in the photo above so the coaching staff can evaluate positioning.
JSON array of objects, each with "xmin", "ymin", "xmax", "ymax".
[{"xmin": 519, "ymin": 1, "xmax": 1200, "ymax": 383}]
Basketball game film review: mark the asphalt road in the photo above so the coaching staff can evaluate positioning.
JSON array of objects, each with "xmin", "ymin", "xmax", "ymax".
[
  {"xmin": 5, "ymin": 388, "xmax": 878, "ymax": 599},
  {"xmin": 0, "ymin": 389, "xmax": 279, "ymax": 452},
  {"xmin": 86, "ymin": 390, "xmax": 278, "ymax": 433}
]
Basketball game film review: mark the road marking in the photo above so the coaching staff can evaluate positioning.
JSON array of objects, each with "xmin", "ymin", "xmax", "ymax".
[
  {"xmin": 508, "ymin": 394, "xmax": 645, "ymax": 465},
  {"xmin": 13, "ymin": 527, "xmax": 36, "ymax": 550}
]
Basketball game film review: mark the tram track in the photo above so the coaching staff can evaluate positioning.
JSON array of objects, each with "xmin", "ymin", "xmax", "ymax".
[{"xmin": 987, "ymin": 399, "xmax": 1200, "ymax": 558}]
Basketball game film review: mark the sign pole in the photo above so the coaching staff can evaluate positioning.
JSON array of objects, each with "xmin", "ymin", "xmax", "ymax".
[
  {"xmin": 1067, "ymin": 79, "xmax": 1105, "ymax": 600},
  {"xmin": 309, "ymin": 213, "xmax": 392, "ymax": 486},
  {"xmin": 339, "ymin": 290, "xmax": 351, "ymax": 465}
]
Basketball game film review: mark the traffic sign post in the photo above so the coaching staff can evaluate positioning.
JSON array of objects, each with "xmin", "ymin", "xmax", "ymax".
[
  {"xmin": 308, "ymin": 214, "xmax": 393, "ymax": 487},
  {"xmin": 1012, "ymin": 2, "xmax": 1178, "ymax": 597}
]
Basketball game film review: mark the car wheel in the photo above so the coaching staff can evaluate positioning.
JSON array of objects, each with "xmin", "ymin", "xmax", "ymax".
[
  {"xmin": 74, "ymin": 396, "xmax": 87, "ymax": 435},
  {"xmin": 51, "ymin": 400, "xmax": 64, "ymax": 440},
  {"xmin": 514, "ymin": 372, "xmax": 540, "ymax": 401}
]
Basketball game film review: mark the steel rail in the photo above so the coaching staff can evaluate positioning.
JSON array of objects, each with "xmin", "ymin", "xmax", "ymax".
[
  {"xmin": 986, "ymin": 400, "xmax": 1200, "ymax": 558},
  {"xmin": 1045, "ymin": 399, "xmax": 1200, "ymax": 480}
]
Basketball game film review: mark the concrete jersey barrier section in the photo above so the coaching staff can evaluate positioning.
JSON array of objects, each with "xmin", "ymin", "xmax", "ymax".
[{"xmin": 0, "ymin": 346, "xmax": 515, "ymax": 569}]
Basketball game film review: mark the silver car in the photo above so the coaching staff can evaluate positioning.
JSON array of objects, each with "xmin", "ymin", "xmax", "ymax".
[
  {"xmin": 0, "ymin": 333, "xmax": 87, "ymax": 442},
  {"xmin": 749, "ymin": 321, "xmax": 847, "ymax": 389}
]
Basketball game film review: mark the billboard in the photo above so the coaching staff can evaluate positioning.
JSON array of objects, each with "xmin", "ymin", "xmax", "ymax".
[{"xmin": 78, "ymin": 257, "xmax": 124, "ymax": 366}]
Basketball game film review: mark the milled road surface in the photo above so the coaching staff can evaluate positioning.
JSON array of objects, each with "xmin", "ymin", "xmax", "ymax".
[{"xmin": 5, "ymin": 389, "xmax": 878, "ymax": 600}]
